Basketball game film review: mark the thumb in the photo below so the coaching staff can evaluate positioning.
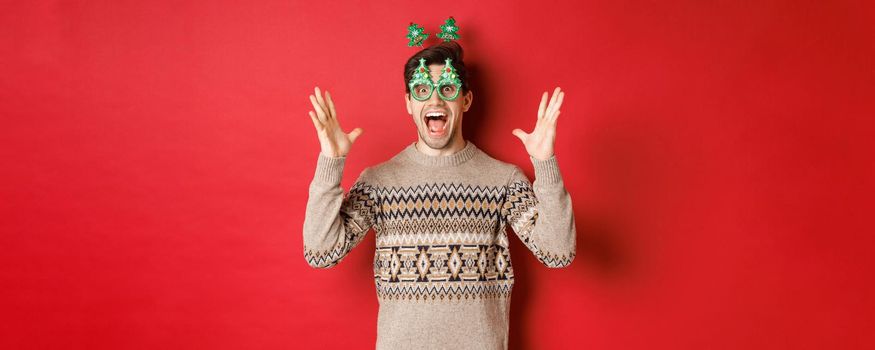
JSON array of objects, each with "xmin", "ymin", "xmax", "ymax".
[
  {"xmin": 511, "ymin": 129, "xmax": 527, "ymax": 142},
  {"xmin": 348, "ymin": 128, "xmax": 364, "ymax": 143}
]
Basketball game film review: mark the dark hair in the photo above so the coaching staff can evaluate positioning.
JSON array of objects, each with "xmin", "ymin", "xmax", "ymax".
[{"xmin": 403, "ymin": 41, "xmax": 469, "ymax": 93}]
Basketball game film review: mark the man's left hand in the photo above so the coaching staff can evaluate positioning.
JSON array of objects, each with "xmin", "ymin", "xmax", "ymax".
[{"xmin": 512, "ymin": 87, "xmax": 565, "ymax": 161}]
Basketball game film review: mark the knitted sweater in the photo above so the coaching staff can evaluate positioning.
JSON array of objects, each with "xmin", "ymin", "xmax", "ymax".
[{"xmin": 303, "ymin": 141, "xmax": 577, "ymax": 350}]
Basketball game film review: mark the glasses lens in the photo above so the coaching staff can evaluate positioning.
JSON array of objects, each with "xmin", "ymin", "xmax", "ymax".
[
  {"xmin": 412, "ymin": 84, "xmax": 432, "ymax": 100},
  {"xmin": 438, "ymin": 84, "xmax": 459, "ymax": 100}
]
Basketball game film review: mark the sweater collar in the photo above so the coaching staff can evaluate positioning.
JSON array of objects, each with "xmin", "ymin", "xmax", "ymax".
[{"xmin": 403, "ymin": 140, "xmax": 478, "ymax": 167}]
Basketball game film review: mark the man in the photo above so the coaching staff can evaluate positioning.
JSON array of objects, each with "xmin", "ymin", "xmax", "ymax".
[{"xmin": 303, "ymin": 41, "xmax": 576, "ymax": 350}]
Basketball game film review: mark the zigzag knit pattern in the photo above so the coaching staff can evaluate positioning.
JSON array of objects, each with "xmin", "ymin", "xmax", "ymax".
[
  {"xmin": 306, "ymin": 179, "xmax": 573, "ymax": 299},
  {"xmin": 503, "ymin": 180, "xmax": 576, "ymax": 268},
  {"xmin": 376, "ymin": 280, "xmax": 513, "ymax": 301},
  {"xmin": 304, "ymin": 182, "xmax": 377, "ymax": 269}
]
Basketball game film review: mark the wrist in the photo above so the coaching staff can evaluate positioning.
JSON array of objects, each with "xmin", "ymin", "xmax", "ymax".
[
  {"xmin": 320, "ymin": 148, "xmax": 347, "ymax": 158},
  {"xmin": 530, "ymin": 153, "xmax": 553, "ymax": 161},
  {"xmin": 529, "ymin": 150, "xmax": 554, "ymax": 161},
  {"xmin": 321, "ymin": 151, "xmax": 345, "ymax": 158}
]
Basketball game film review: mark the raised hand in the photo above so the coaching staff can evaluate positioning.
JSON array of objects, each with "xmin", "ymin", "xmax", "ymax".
[
  {"xmin": 308, "ymin": 86, "xmax": 363, "ymax": 158},
  {"xmin": 511, "ymin": 87, "xmax": 565, "ymax": 161}
]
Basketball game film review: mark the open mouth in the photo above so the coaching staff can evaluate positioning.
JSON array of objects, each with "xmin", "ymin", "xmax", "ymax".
[{"xmin": 424, "ymin": 111, "xmax": 448, "ymax": 136}]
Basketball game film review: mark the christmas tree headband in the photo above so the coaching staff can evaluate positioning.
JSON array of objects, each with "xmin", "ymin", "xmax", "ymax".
[
  {"xmin": 406, "ymin": 17, "xmax": 459, "ymax": 47},
  {"xmin": 406, "ymin": 17, "xmax": 463, "ymax": 101}
]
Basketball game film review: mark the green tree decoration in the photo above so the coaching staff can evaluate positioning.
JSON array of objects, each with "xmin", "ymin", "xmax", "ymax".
[
  {"xmin": 437, "ymin": 16, "xmax": 459, "ymax": 42},
  {"xmin": 436, "ymin": 58, "xmax": 462, "ymax": 100},
  {"xmin": 406, "ymin": 22, "xmax": 428, "ymax": 47}
]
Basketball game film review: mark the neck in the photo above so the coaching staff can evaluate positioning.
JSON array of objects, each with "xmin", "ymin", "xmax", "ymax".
[{"xmin": 415, "ymin": 134, "xmax": 467, "ymax": 157}]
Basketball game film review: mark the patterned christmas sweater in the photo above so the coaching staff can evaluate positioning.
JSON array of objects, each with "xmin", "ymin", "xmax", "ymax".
[{"xmin": 303, "ymin": 141, "xmax": 577, "ymax": 350}]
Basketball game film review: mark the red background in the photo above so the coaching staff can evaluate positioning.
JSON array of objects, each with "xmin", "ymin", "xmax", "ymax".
[{"xmin": 2, "ymin": 1, "xmax": 874, "ymax": 349}]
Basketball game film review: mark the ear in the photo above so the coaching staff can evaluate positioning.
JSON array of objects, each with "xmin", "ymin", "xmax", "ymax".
[
  {"xmin": 405, "ymin": 93, "xmax": 412, "ymax": 115},
  {"xmin": 462, "ymin": 90, "xmax": 473, "ymax": 112}
]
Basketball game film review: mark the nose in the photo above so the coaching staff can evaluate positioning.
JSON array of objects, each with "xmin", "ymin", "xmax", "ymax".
[{"xmin": 426, "ymin": 87, "xmax": 445, "ymax": 106}]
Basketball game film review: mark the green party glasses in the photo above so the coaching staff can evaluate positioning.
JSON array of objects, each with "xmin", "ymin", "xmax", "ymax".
[{"xmin": 408, "ymin": 58, "xmax": 463, "ymax": 101}]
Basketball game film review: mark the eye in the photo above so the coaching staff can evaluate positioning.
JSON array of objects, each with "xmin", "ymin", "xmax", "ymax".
[
  {"xmin": 412, "ymin": 84, "xmax": 432, "ymax": 99},
  {"xmin": 438, "ymin": 84, "xmax": 458, "ymax": 99}
]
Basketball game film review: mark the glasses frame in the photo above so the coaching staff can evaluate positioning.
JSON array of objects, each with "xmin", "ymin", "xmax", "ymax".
[{"xmin": 408, "ymin": 58, "xmax": 463, "ymax": 102}]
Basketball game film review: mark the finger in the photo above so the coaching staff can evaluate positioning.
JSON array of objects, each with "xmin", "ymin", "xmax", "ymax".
[
  {"xmin": 537, "ymin": 92, "xmax": 548, "ymax": 119},
  {"xmin": 314, "ymin": 86, "xmax": 328, "ymax": 113},
  {"xmin": 549, "ymin": 92, "xmax": 565, "ymax": 121},
  {"xmin": 511, "ymin": 128, "xmax": 528, "ymax": 142},
  {"xmin": 348, "ymin": 127, "xmax": 363, "ymax": 143},
  {"xmin": 549, "ymin": 87, "xmax": 561, "ymax": 106},
  {"xmin": 309, "ymin": 95, "xmax": 328, "ymax": 122},
  {"xmin": 325, "ymin": 90, "xmax": 337, "ymax": 119},
  {"xmin": 309, "ymin": 111, "xmax": 324, "ymax": 131},
  {"xmin": 546, "ymin": 87, "xmax": 561, "ymax": 116}
]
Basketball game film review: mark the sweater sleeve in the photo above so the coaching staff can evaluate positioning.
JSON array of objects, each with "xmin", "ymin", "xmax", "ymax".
[
  {"xmin": 501, "ymin": 155, "xmax": 577, "ymax": 268},
  {"xmin": 302, "ymin": 153, "xmax": 378, "ymax": 269}
]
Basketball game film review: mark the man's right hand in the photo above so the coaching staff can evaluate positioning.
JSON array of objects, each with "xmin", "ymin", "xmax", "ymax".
[{"xmin": 308, "ymin": 86, "xmax": 363, "ymax": 158}]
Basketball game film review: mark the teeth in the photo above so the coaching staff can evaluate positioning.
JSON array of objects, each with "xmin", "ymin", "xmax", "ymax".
[{"xmin": 425, "ymin": 112, "xmax": 446, "ymax": 118}]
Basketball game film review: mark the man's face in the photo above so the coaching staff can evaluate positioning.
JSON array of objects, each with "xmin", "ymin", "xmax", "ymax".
[{"xmin": 405, "ymin": 63, "xmax": 473, "ymax": 150}]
